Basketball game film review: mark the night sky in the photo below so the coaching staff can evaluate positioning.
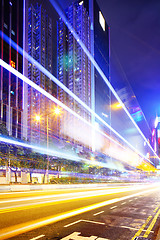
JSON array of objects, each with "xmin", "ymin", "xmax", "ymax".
[{"xmin": 97, "ymin": 0, "xmax": 160, "ymax": 126}]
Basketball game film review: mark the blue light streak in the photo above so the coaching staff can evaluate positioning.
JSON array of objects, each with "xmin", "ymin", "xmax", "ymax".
[
  {"xmin": 0, "ymin": 29, "xmax": 158, "ymax": 162},
  {"xmin": 0, "ymin": 31, "xmax": 154, "ymax": 163},
  {"xmin": 48, "ymin": 0, "xmax": 159, "ymax": 161},
  {"xmin": 0, "ymin": 59, "xmax": 153, "ymax": 165},
  {"xmin": 0, "ymin": 135, "xmax": 116, "ymax": 169}
]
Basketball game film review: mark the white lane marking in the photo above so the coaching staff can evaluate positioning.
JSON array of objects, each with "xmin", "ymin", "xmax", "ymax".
[
  {"xmin": 64, "ymin": 220, "xmax": 82, "ymax": 228},
  {"xmin": 110, "ymin": 206, "xmax": 117, "ymax": 209},
  {"xmin": 134, "ymin": 198, "xmax": 138, "ymax": 200},
  {"xmin": 83, "ymin": 220, "xmax": 105, "ymax": 225},
  {"xmin": 64, "ymin": 219, "xmax": 105, "ymax": 228},
  {"xmin": 129, "ymin": 199, "xmax": 133, "ymax": 202},
  {"xmin": 121, "ymin": 202, "xmax": 126, "ymax": 205},
  {"xmin": 61, "ymin": 232, "xmax": 109, "ymax": 240},
  {"xmin": 93, "ymin": 211, "xmax": 104, "ymax": 216},
  {"xmin": 121, "ymin": 225, "xmax": 154, "ymax": 233},
  {"xmin": 30, "ymin": 235, "xmax": 45, "ymax": 240}
]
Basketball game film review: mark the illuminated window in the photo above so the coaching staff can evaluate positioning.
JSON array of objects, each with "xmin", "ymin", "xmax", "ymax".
[
  {"xmin": 10, "ymin": 60, "xmax": 15, "ymax": 68},
  {"xmin": 99, "ymin": 11, "xmax": 105, "ymax": 31}
]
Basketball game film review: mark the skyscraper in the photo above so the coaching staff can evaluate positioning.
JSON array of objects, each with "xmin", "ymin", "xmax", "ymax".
[
  {"xmin": 58, "ymin": 2, "xmax": 91, "ymax": 112},
  {"xmin": 26, "ymin": 0, "xmax": 58, "ymax": 144},
  {"xmin": 57, "ymin": 0, "xmax": 110, "ymax": 147},
  {"xmin": 57, "ymin": 1, "xmax": 91, "ymax": 143},
  {"xmin": 0, "ymin": 0, "xmax": 23, "ymax": 138}
]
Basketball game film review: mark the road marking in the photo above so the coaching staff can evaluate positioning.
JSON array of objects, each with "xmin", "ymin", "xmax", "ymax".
[
  {"xmin": 60, "ymin": 232, "xmax": 109, "ymax": 240},
  {"xmin": 129, "ymin": 200, "xmax": 133, "ymax": 202},
  {"xmin": 30, "ymin": 235, "xmax": 45, "ymax": 240},
  {"xmin": 64, "ymin": 219, "xmax": 105, "ymax": 227},
  {"xmin": 121, "ymin": 202, "xmax": 126, "ymax": 205},
  {"xmin": 131, "ymin": 205, "xmax": 160, "ymax": 239},
  {"xmin": 121, "ymin": 225, "xmax": 153, "ymax": 232},
  {"xmin": 93, "ymin": 211, "xmax": 104, "ymax": 216},
  {"xmin": 110, "ymin": 206, "xmax": 117, "ymax": 209},
  {"xmin": 64, "ymin": 219, "xmax": 105, "ymax": 228},
  {"xmin": 1, "ymin": 187, "xmax": 159, "ymax": 240},
  {"xmin": 82, "ymin": 220, "xmax": 105, "ymax": 225},
  {"xmin": 131, "ymin": 215, "xmax": 152, "ymax": 240},
  {"xmin": 153, "ymin": 207, "xmax": 159, "ymax": 213},
  {"xmin": 143, "ymin": 209, "xmax": 160, "ymax": 238},
  {"xmin": 64, "ymin": 220, "xmax": 82, "ymax": 227}
]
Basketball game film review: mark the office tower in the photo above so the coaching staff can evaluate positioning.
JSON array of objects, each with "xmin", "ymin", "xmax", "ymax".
[
  {"xmin": 92, "ymin": 0, "xmax": 110, "ymax": 124},
  {"xmin": 26, "ymin": 0, "xmax": 58, "ymax": 144},
  {"xmin": 57, "ymin": 1, "xmax": 91, "ymax": 143},
  {"xmin": 0, "ymin": 0, "xmax": 23, "ymax": 138},
  {"xmin": 57, "ymin": 0, "xmax": 110, "ymax": 147}
]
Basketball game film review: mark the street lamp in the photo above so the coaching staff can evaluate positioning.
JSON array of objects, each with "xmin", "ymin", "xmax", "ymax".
[{"xmin": 35, "ymin": 106, "xmax": 62, "ymax": 183}]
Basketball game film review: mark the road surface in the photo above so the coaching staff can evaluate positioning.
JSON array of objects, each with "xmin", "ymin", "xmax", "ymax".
[{"xmin": 0, "ymin": 183, "xmax": 160, "ymax": 240}]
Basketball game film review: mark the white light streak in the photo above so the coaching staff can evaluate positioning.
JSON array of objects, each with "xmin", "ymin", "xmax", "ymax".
[
  {"xmin": 47, "ymin": 1, "xmax": 159, "ymax": 161},
  {"xmin": 0, "ymin": 30, "xmax": 158, "ymax": 163},
  {"xmin": 0, "ymin": 59, "xmax": 153, "ymax": 167}
]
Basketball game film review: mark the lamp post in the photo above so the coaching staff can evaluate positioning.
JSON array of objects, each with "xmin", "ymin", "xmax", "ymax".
[{"xmin": 35, "ymin": 107, "xmax": 61, "ymax": 183}]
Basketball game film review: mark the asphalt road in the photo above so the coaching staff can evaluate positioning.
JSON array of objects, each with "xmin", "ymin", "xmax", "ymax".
[{"xmin": 0, "ymin": 183, "xmax": 160, "ymax": 240}]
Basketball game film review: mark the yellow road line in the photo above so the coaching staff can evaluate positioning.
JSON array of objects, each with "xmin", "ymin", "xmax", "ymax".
[
  {"xmin": 153, "ymin": 206, "xmax": 159, "ymax": 213},
  {"xmin": 131, "ymin": 215, "xmax": 152, "ymax": 240},
  {"xmin": 143, "ymin": 209, "xmax": 160, "ymax": 238},
  {"xmin": 131, "ymin": 206, "xmax": 160, "ymax": 240}
]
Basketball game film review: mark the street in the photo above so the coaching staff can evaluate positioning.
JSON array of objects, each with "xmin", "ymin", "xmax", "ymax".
[{"xmin": 0, "ymin": 183, "xmax": 160, "ymax": 240}]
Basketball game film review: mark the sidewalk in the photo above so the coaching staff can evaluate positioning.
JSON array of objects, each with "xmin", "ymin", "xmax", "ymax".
[{"xmin": 0, "ymin": 182, "xmax": 112, "ymax": 192}]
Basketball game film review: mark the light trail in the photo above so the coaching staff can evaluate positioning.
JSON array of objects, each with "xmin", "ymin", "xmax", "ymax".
[
  {"xmin": 48, "ymin": 0, "xmax": 159, "ymax": 161},
  {"xmin": 0, "ymin": 135, "xmax": 120, "ymax": 169},
  {"xmin": 0, "ymin": 184, "xmax": 159, "ymax": 240},
  {"xmin": 0, "ymin": 32, "xmax": 157, "ymax": 165},
  {"xmin": 0, "ymin": 59, "xmax": 154, "ymax": 169},
  {"xmin": 0, "ymin": 185, "xmax": 148, "ymax": 206}
]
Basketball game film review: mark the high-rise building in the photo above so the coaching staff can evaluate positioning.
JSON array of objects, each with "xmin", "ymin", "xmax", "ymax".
[
  {"xmin": 82, "ymin": 0, "xmax": 110, "ymax": 125},
  {"xmin": 0, "ymin": 0, "xmax": 23, "ymax": 138},
  {"xmin": 57, "ymin": 1, "xmax": 91, "ymax": 143},
  {"xmin": 26, "ymin": 0, "xmax": 58, "ymax": 144},
  {"xmin": 57, "ymin": 0, "xmax": 110, "ymax": 146},
  {"xmin": 58, "ymin": 2, "xmax": 91, "ymax": 112}
]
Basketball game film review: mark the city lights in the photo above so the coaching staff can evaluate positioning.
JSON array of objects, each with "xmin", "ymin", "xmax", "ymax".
[
  {"xmin": 0, "ymin": 32, "xmax": 159, "ymax": 163},
  {"xmin": 0, "ymin": 0, "xmax": 159, "ymax": 190},
  {"xmin": 0, "ymin": 59, "xmax": 156, "ymax": 168},
  {"xmin": 1, "ymin": 1, "xmax": 160, "ymax": 239}
]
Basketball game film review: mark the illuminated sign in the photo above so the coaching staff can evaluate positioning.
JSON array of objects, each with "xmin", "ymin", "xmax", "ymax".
[{"xmin": 99, "ymin": 11, "xmax": 105, "ymax": 31}]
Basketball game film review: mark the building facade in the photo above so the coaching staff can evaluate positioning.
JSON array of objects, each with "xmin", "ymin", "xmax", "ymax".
[
  {"xmin": 0, "ymin": 0, "xmax": 23, "ymax": 138},
  {"xmin": 26, "ymin": 0, "xmax": 58, "ymax": 144},
  {"xmin": 57, "ymin": 0, "xmax": 110, "ymax": 147},
  {"xmin": 57, "ymin": 1, "xmax": 91, "ymax": 143}
]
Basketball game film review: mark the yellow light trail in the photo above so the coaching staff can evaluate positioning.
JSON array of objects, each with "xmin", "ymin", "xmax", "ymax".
[
  {"xmin": 0, "ymin": 186, "xmax": 147, "ymax": 214},
  {"xmin": 0, "ymin": 185, "xmax": 160, "ymax": 240}
]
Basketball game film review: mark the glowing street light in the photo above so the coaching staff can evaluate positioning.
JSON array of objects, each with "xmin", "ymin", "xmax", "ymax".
[
  {"xmin": 35, "ymin": 107, "xmax": 62, "ymax": 183},
  {"xmin": 54, "ymin": 107, "xmax": 61, "ymax": 115},
  {"xmin": 35, "ymin": 115, "xmax": 41, "ymax": 121},
  {"xmin": 111, "ymin": 102, "xmax": 123, "ymax": 110}
]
